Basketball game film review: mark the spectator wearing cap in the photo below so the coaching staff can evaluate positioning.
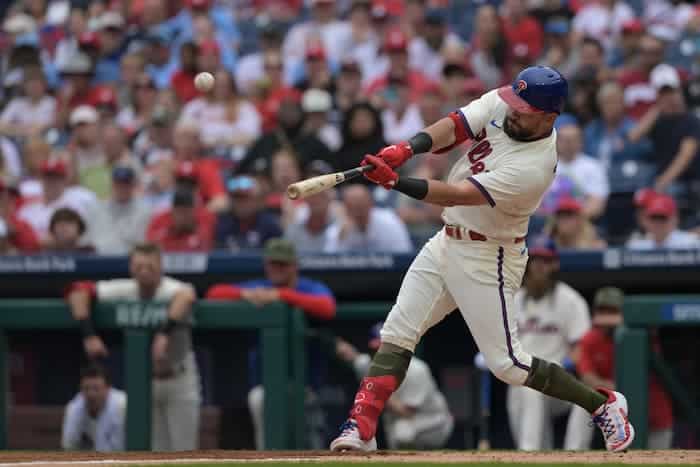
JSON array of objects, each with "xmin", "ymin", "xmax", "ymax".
[
  {"xmin": 180, "ymin": 69, "xmax": 261, "ymax": 154},
  {"xmin": 93, "ymin": 87, "xmax": 119, "ymax": 122},
  {"xmin": 541, "ymin": 119, "xmax": 609, "ymax": 220},
  {"xmin": 66, "ymin": 105, "xmax": 110, "ymax": 198},
  {"xmin": 617, "ymin": 34, "xmax": 669, "ymax": 119},
  {"xmin": 364, "ymin": 28, "xmax": 433, "ymax": 103},
  {"xmin": 507, "ymin": 237, "xmax": 592, "ymax": 450},
  {"xmin": 18, "ymin": 136, "xmax": 52, "ymax": 206},
  {"xmin": 46, "ymin": 207, "xmax": 94, "ymax": 254},
  {"xmin": 607, "ymin": 19, "xmax": 644, "ymax": 69},
  {"xmin": 501, "ymin": 0, "xmax": 543, "ymax": 68},
  {"xmin": 301, "ymin": 88, "xmax": 341, "ymax": 151},
  {"xmin": 18, "ymin": 158, "xmax": 98, "ymax": 239},
  {"xmin": 206, "ymin": 237, "xmax": 336, "ymax": 449},
  {"xmin": 284, "ymin": 164, "xmax": 339, "ymax": 252},
  {"xmin": 408, "ymin": 8, "xmax": 464, "ymax": 82},
  {"xmin": 235, "ymin": 20, "xmax": 294, "ymax": 97},
  {"xmin": 325, "ymin": 184, "xmax": 412, "ymax": 253},
  {"xmin": 544, "ymin": 197, "xmax": 607, "ymax": 250},
  {"xmin": 86, "ymin": 164, "xmax": 152, "ymax": 255},
  {"xmin": 171, "ymin": 123, "xmax": 228, "ymax": 213},
  {"xmin": 146, "ymin": 187, "xmax": 215, "ymax": 252},
  {"xmin": 292, "ymin": 41, "xmax": 336, "ymax": 92},
  {"xmin": 572, "ymin": 0, "xmax": 635, "ymax": 53},
  {"xmin": 0, "ymin": 66, "xmax": 56, "ymax": 138},
  {"xmin": 538, "ymin": 18, "xmax": 580, "ymax": 79},
  {"xmin": 189, "ymin": 15, "xmax": 238, "ymax": 76},
  {"xmin": 170, "ymin": 42, "xmax": 201, "ymax": 103},
  {"xmin": 283, "ymin": 0, "xmax": 350, "ymax": 67},
  {"xmin": 380, "ymin": 76, "xmax": 424, "ymax": 144},
  {"xmin": 92, "ymin": 11, "xmax": 129, "ymax": 84},
  {"xmin": 335, "ymin": 102, "xmax": 387, "ymax": 175},
  {"xmin": 467, "ymin": 5, "xmax": 510, "ymax": 90},
  {"xmin": 0, "ymin": 177, "xmax": 40, "ymax": 253},
  {"xmin": 143, "ymin": 28, "xmax": 179, "ymax": 90},
  {"xmin": 576, "ymin": 287, "xmax": 674, "ymax": 449},
  {"xmin": 627, "ymin": 193, "xmax": 700, "ymax": 248},
  {"xmin": 333, "ymin": 59, "xmax": 364, "ymax": 116},
  {"xmin": 215, "ymin": 176, "xmax": 282, "ymax": 250},
  {"xmin": 628, "ymin": 64, "xmax": 700, "ymax": 197},
  {"xmin": 54, "ymin": 51, "xmax": 102, "ymax": 129},
  {"xmin": 335, "ymin": 321, "xmax": 453, "ymax": 450},
  {"xmin": 241, "ymin": 89, "xmax": 333, "ymax": 174},
  {"xmin": 116, "ymin": 72, "xmax": 159, "ymax": 136}
]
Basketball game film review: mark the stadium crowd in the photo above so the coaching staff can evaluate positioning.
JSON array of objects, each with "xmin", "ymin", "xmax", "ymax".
[{"xmin": 2, "ymin": 0, "xmax": 700, "ymax": 256}]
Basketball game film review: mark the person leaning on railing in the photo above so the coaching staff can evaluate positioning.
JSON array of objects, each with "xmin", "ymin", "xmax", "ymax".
[{"xmin": 64, "ymin": 242, "xmax": 200, "ymax": 452}]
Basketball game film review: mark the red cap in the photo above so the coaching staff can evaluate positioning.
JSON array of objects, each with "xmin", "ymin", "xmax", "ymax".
[
  {"xmin": 384, "ymin": 28, "xmax": 408, "ymax": 53},
  {"xmin": 555, "ymin": 196, "xmax": 583, "ymax": 214},
  {"xmin": 78, "ymin": 31, "xmax": 101, "ymax": 49},
  {"xmin": 277, "ymin": 87, "xmax": 302, "ymax": 104},
  {"xmin": 645, "ymin": 194, "xmax": 676, "ymax": 217},
  {"xmin": 305, "ymin": 43, "xmax": 326, "ymax": 60},
  {"xmin": 634, "ymin": 188, "xmax": 657, "ymax": 209},
  {"xmin": 186, "ymin": 0, "xmax": 211, "ymax": 9},
  {"xmin": 621, "ymin": 19, "xmax": 644, "ymax": 34},
  {"xmin": 95, "ymin": 86, "xmax": 117, "ymax": 107},
  {"xmin": 175, "ymin": 161, "xmax": 199, "ymax": 181},
  {"xmin": 39, "ymin": 159, "xmax": 68, "ymax": 177},
  {"xmin": 198, "ymin": 39, "xmax": 220, "ymax": 56}
]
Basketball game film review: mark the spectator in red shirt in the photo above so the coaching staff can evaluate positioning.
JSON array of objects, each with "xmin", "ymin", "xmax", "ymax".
[
  {"xmin": 146, "ymin": 187, "xmax": 215, "ymax": 252},
  {"xmin": 501, "ymin": 0, "xmax": 544, "ymax": 66},
  {"xmin": 0, "ymin": 178, "xmax": 40, "ymax": 253},
  {"xmin": 576, "ymin": 287, "xmax": 674, "ymax": 449},
  {"xmin": 617, "ymin": 34, "xmax": 668, "ymax": 119},
  {"xmin": 170, "ymin": 42, "xmax": 201, "ymax": 104},
  {"xmin": 364, "ymin": 28, "xmax": 433, "ymax": 104},
  {"xmin": 172, "ymin": 123, "xmax": 228, "ymax": 212}
]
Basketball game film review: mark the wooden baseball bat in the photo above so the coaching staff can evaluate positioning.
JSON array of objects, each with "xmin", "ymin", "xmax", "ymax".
[{"xmin": 287, "ymin": 165, "xmax": 374, "ymax": 200}]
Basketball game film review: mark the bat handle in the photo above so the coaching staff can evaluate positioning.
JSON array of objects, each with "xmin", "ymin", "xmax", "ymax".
[{"xmin": 342, "ymin": 164, "xmax": 375, "ymax": 181}]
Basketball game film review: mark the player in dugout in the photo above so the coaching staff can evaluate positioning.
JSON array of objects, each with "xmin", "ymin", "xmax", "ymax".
[{"xmin": 206, "ymin": 237, "xmax": 336, "ymax": 449}]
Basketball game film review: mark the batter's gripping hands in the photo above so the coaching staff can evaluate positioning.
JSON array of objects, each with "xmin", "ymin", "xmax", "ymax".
[
  {"xmin": 361, "ymin": 155, "xmax": 398, "ymax": 189},
  {"xmin": 376, "ymin": 142, "xmax": 413, "ymax": 169}
]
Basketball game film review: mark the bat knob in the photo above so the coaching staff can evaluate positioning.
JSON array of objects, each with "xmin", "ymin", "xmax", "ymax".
[{"xmin": 287, "ymin": 184, "xmax": 300, "ymax": 200}]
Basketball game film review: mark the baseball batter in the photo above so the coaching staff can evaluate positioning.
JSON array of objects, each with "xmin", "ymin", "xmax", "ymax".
[
  {"xmin": 66, "ymin": 243, "xmax": 201, "ymax": 452},
  {"xmin": 330, "ymin": 66, "xmax": 635, "ymax": 453}
]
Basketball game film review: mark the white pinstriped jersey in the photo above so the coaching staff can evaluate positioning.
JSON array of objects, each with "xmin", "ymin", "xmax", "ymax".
[{"xmin": 442, "ymin": 90, "xmax": 558, "ymax": 240}]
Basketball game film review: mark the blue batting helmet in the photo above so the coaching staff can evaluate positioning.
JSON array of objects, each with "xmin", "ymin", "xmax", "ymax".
[{"xmin": 498, "ymin": 66, "xmax": 568, "ymax": 114}]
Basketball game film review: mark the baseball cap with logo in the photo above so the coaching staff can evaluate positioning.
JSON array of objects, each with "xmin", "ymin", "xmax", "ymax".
[
  {"xmin": 555, "ymin": 196, "xmax": 583, "ymax": 214},
  {"xmin": 384, "ymin": 28, "xmax": 408, "ymax": 53},
  {"xmin": 593, "ymin": 287, "xmax": 624, "ymax": 310},
  {"xmin": 263, "ymin": 238, "xmax": 297, "ymax": 263}
]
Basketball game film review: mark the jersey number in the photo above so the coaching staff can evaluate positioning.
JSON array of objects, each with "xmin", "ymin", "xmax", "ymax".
[{"xmin": 468, "ymin": 129, "xmax": 490, "ymax": 174}]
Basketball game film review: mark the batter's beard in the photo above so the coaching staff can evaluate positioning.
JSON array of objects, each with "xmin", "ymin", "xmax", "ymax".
[{"xmin": 503, "ymin": 117, "xmax": 544, "ymax": 142}]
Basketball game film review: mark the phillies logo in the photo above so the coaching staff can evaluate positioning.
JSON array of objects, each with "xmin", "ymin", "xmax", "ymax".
[{"xmin": 515, "ymin": 80, "xmax": 527, "ymax": 94}]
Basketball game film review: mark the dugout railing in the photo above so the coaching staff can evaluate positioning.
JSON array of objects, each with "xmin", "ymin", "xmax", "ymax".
[
  {"xmin": 0, "ymin": 300, "xmax": 307, "ymax": 450},
  {"xmin": 616, "ymin": 295, "xmax": 700, "ymax": 448}
]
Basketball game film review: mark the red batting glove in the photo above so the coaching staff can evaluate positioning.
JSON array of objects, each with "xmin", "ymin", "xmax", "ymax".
[
  {"xmin": 376, "ymin": 142, "xmax": 413, "ymax": 169},
  {"xmin": 361, "ymin": 155, "xmax": 398, "ymax": 189}
]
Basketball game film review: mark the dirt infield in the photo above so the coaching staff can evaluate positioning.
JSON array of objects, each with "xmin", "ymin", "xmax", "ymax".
[{"xmin": 0, "ymin": 450, "xmax": 698, "ymax": 466}]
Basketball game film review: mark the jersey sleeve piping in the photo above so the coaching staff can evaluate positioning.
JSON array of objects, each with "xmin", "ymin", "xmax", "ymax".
[
  {"xmin": 457, "ymin": 109, "xmax": 475, "ymax": 139},
  {"xmin": 467, "ymin": 177, "xmax": 496, "ymax": 207}
]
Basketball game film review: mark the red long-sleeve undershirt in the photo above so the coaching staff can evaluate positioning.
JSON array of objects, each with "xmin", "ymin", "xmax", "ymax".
[{"xmin": 206, "ymin": 284, "xmax": 336, "ymax": 321}]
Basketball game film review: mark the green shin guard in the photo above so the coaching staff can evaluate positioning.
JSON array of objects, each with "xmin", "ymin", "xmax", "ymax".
[
  {"xmin": 367, "ymin": 342, "xmax": 413, "ymax": 386},
  {"xmin": 524, "ymin": 357, "xmax": 607, "ymax": 413}
]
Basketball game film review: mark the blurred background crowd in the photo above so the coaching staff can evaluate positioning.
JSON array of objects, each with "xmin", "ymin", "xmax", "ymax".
[{"xmin": 2, "ymin": 0, "xmax": 700, "ymax": 256}]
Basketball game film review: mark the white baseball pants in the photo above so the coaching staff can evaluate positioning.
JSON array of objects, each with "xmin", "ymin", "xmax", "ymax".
[
  {"xmin": 381, "ymin": 229, "xmax": 532, "ymax": 386},
  {"xmin": 151, "ymin": 352, "xmax": 201, "ymax": 451}
]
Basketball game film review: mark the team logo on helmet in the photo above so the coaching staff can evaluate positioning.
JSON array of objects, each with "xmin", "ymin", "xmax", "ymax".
[{"xmin": 515, "ymin": 80, "xmax": 528, "ymax": 94}]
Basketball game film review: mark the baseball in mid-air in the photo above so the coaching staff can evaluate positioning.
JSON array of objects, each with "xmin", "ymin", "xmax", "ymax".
[{"xmin": 194, "ymin": 72, "xmax": 215, "ymax": 92}]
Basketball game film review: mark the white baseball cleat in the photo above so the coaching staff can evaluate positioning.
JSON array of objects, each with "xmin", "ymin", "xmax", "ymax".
[
  {"xmin": 592, "ymin": 388, "xmax": 635, "ymax": 452},
  {"xmin": 330, "ymin": 419, "xmax": 378, "ymax": 452}
]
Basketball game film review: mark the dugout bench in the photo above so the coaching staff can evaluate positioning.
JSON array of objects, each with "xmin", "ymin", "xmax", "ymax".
[
  {"xmin": 0, "ymin": 300, "xmax": 307, "ymax": 450},
  {"xmin": 616, "ymin": 295, "xmax": 700, "ymax": 448}
]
